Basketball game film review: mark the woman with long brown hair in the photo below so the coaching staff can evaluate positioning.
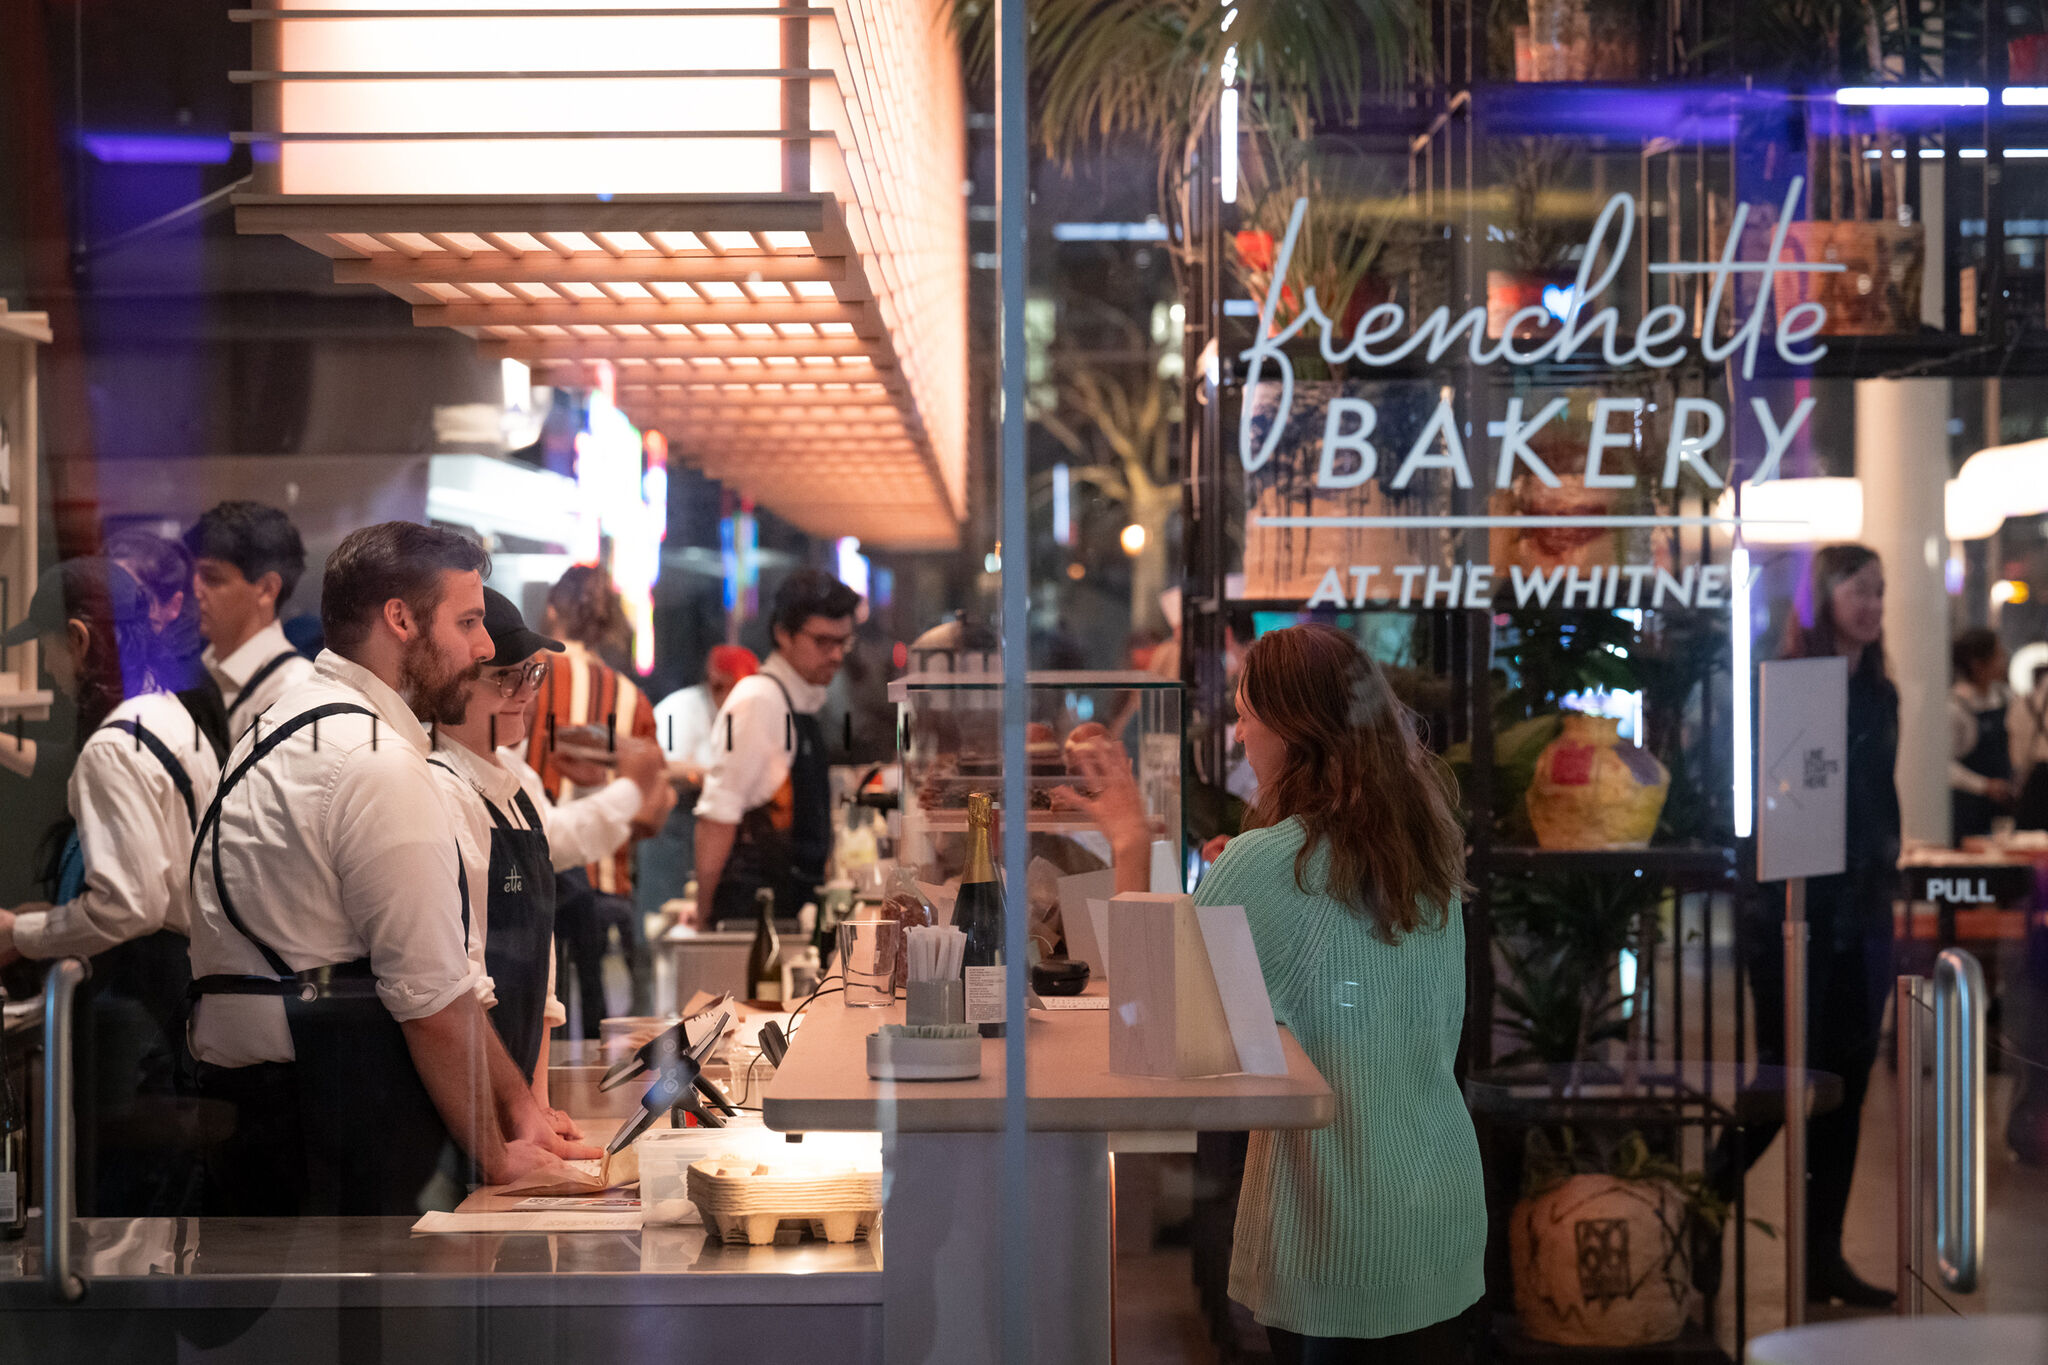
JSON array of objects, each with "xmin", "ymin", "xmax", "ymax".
[
  {"xmin": 1069, "ymin": 623, "xmax": 1485, "ymax": 1363},
  {"xmin": 1720, "ymin": 543, "xmax": 1900, "ymax": 1308}
]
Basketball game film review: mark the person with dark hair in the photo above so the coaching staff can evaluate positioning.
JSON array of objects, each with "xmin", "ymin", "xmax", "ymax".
[
  {"xmin": 0, "ymin": 558, "xmax": 223, "ymax": 1214},
  {"xmin": 429, "ymin": 589, "xmax": 669, "ymax": 1108},
  {"xmin": 1065, "ymin": 624, "xmax": 1484, "ymax": 1362},
  {"xmin": 106, "ymin": 526, "xmax": 230, "ymax": 757},
  {"xmin": 184, "ymin": 500, "xmax": 315, "ymax": 740},
  {"xmin": 186, "ymin": 521, "xmax": 598, "ymax": 1216},
  {"xmin": 1949, "ymin": 625, "xmax": 2013, "ymax": 843},
  {"xmin": 692, "ymin": 568, "xmax": 862, "ymax": 929},
  {"xmin": 1716, "ymin": 543, "xmax": 1900, "ymax": 1309},
  {"xmin": 526, "ymin": 564, "xmax": 663, "ymax": 1031}
]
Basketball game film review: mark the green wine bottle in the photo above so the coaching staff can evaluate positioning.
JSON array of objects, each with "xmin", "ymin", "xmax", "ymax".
[{"xmin": 953, "ymin": 792, "xmax": 1006, "ymax": 1037}]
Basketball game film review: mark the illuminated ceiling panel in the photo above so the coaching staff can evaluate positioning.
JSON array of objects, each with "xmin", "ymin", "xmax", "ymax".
[{"xmin": 230, "ymin": 0, "xmax": 966, "ymax": 550}]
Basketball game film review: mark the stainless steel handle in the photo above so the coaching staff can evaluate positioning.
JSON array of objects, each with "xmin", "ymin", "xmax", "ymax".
[
  {"xmin": 1933, "ymin": 947, "xmax": 1984, "ymax": 1295},
  {"xmin": 42, "ymin": 959, "xmax": 87, "ymax": 1303}
]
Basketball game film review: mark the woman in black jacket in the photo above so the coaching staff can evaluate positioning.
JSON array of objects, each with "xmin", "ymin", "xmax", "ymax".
[{"xmin": 1734, "ymin": 543, "xmax": 1901, "ymax": 1309}]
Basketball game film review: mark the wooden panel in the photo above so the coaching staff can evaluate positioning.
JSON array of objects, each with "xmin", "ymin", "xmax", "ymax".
[
  {"xmin": 336, "ymin": 253, "xmax": 847, "ymax": 286},
  {"xmin": 414, "ymin": 298, "xmax": 874, "ymax": 330}
]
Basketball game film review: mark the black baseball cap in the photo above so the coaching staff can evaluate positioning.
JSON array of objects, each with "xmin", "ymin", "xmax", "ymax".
[
  {"xmin": 2, "ymin": 557, "xmax": 148, "ymax": 647},
  {"xmin": 482, "ymin": 587, "xmax": 563, "ymax": 666}
]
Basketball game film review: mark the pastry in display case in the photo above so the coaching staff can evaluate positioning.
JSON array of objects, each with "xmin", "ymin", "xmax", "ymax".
[{"xmin": 890, "ymin": 670, "xmax": 1183, "ymax": 882}]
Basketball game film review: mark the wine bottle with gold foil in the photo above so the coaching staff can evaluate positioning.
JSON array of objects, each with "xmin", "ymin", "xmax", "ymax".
[{"xmin": 954, "ymin": 792, "xmax": 1006, "ymax": 1037}]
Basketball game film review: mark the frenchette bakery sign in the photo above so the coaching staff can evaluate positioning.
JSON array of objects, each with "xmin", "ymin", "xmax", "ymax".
[{"xmin": 1239, "ymin": 178, "xmax": 1837, "ymax": 607}]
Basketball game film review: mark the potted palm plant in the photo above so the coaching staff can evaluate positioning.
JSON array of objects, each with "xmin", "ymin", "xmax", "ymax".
[{"xmin": 949, "ymin": 0, "xmax": 1427, "ymax": 301}]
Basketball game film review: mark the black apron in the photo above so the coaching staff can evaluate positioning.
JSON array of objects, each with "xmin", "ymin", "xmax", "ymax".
[
  {"xmin": 70, "ymin": 715, "xmax": 203, "ymax": 1215},
  {"xmin": 1953, "ymin": 692, "xmax": 2014, "ymax": 843},
  {"xmin": 471, "ymin": 777, "xmax": 557, "ymax": 1083},
  {"xmin": 188, "ymin": 702, "xmax": 466, "ymax": 1216},
  {"xmin": 712, "ymin": 674, "xmax": 831, "ymax": 925}
]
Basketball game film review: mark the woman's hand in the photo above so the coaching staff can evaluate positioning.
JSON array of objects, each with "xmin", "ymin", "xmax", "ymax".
[{"xmin": 1055, "ymin": 741, "xmax": 1153, "ymax": 891}]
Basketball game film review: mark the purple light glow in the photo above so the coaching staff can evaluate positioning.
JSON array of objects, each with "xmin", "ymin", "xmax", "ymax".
[{"xmin": 82, "ymin": 133, "xmax": 233, "ymax": 165}]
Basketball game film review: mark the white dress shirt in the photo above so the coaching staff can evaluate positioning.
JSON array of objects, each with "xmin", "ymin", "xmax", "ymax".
[
  {"xmin": 1949, "ymin": 679, "xmax": 2012, "ymax": 797},
  {"xmin": 13, "ymin": 691, "xmax": 222, "ymax": 960},
  {"xmin": 694, "ymin": 653, "xmax": 828, "ymax": 826},
  {"xmin": 187, "ymin": 650, "xmax": 481, "ymax": 1068},
  {"xmin": 653, "ymin": 683, "xmax": 719, "ymax": 773},
  {"xmin": 429, "ymin": 738, "xmax": 640, "ymax": 1026},
  {"xmin": 206, "ymin": 619, "xmax": 315, "ymax": 736}
]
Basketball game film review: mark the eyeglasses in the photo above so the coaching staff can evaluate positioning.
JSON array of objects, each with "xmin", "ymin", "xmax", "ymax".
[
  {"xmin": 797, "ymin": 628, "xmax": 854, "ymax": 656},
  {"xmin": 490, "ymin": 658, "xmax": 551, "ymax": 697}
]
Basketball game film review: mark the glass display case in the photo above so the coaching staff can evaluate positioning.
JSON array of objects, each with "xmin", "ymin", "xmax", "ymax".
[{"xmin": 889, "ymin": 670, "xmax": 1184, "ymax": 884}]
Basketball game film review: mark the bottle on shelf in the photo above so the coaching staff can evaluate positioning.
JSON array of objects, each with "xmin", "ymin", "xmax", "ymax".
[
  {"xmin": 747, "ymin": 887, "xmax": 783, "ymax": 1004},
  {"xmin": 954, "ymin": 791, "xmax": 1006, "ymax": 1037},
  {"xmin": 0, "ymin": 1007, "xmax": 24, "ymax": 1241}
]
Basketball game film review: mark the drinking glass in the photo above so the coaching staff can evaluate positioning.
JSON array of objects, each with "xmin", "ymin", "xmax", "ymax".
[{"xmin": 838, "ymin": 919, "xmax": 901, "ymax": 1007}]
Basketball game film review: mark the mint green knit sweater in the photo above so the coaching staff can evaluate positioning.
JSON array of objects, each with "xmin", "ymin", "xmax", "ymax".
[{"xmin": 1197, "ymin": 818, "xmax": 1487, "ymax": 1339}]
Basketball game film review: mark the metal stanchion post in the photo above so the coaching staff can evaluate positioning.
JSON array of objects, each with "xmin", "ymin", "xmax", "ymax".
[
  {"xmin": 1896, "ymin": 974, "xmax": 1925, "ymax": 1316},
  {"xmin": 1784, "ymin": 878, "xmax": 1807, "ymax": 1325}
]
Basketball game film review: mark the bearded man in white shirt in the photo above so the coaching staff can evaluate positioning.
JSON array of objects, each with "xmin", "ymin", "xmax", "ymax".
[{"xmin": 186, "ymin": 521, "xmax": 597, "ymax": 1216}]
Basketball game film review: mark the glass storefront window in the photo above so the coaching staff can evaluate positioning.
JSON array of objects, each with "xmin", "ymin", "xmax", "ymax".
[{"xmin": 6, "ymin": 0, "xmax": 2048, "ymax": 1360}]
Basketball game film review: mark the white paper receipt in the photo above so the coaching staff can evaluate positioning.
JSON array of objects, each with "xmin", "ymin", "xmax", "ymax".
[
  {"xmin": 964, "ymin": 965, "xmax": 1006, "ymax": 1025},
  {"xmin": 1036, "ymin": 996, "xmax": 1108, "ymax": 1011}
]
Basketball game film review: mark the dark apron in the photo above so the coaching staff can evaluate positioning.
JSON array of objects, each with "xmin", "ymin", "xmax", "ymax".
[
  {"xmin": 480, "ymin": 787, "xmax": 556, "ymax": 1083},
  {"xmin": 188, "ymin": 702, "xmax": 466, "ymax": 1216},
  {"xmin": 63, "ymin": 716, "xmax": 202, "ymax": 1215},
  {"xmin": 1954, "ymin": 696, "xmax": 2013, "ymax": 843},
  {"xmin": 712, "ymin": 675, "xmax": 831, "ymax": 924}
]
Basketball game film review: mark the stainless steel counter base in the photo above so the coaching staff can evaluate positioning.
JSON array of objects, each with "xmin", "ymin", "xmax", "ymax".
[{"xmin": 0, "ymin": 1216, "xmax": 882, "ymax": 1363}]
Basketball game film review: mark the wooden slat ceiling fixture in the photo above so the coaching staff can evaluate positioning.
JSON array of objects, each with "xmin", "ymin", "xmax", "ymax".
[{"xmin": 229, "ymin": 0, "xmax": 967, "ymax": 550}]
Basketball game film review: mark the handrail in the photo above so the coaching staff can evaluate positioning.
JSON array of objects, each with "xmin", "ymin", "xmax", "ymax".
[
  {"xmin": 1933, "ymin": 948, "xmax": 1985, "ymax": 1294},
  {"xmin": 41, "ymin": 959, "xmax": 87, "ymax": 1303}
]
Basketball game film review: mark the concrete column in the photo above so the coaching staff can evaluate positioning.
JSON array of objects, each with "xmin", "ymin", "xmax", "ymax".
[{"xmin": 1856, "ymin": 378, "xmax": 1952, "ymax": 847}]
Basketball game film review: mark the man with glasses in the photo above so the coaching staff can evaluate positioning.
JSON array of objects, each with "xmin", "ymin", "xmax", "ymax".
[
  {"xmin": 693, "ymin": 569, "xmax": 862, "ymax": 928},
  {"xmin": 429, "ymin": 589, "xmax": 670, "ymax": 1117}
]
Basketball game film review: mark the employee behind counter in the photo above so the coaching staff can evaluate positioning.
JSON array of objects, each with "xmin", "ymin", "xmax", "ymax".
[
  {"xmin": 185, "ymin": 522, "xmax": 598, "ymax": 1216},
  {"xmin": 690, "ymin": 570, "xmax": 860, "ymax": 926}
]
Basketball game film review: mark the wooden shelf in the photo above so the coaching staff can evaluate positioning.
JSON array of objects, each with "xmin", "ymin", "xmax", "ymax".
[
  {"xmin": 0, "ymin": 690, "xmax": 53, "ymax": 716},
  {"xmin": 0, "ymin": 505, "xmax": 20, "ymax": 527}
]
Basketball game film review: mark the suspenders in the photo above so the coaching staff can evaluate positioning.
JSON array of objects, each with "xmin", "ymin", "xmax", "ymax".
[
  {"xmin": 102, "ymin": 718, "xmax": 198, "ymax": 829},
  {"xmin": 225, "ymin": 650, "xmax": 303, "ymax": 724},
  {"xmin": 193, "ymin": 704, "xmax": 473, "ymax": 987}
]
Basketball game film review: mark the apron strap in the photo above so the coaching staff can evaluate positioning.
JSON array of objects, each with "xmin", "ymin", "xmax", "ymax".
[
  {"xmin": 102, "ymin": 717, "xmax": 198, "ymax": 830},
  {"xmin": 763, "ymin": 673, "xmax": 799, "ymax": 753},
  {"xmin": 192, "ymin": 702, "xmax": 380, "ymax": 980},
  {"xmin": 226, "ymin": 650, "xmax": 304, "ymax": 723},
  {"xmin": 510, "ymin": 786, "xmax": 545, "ymax": 834}
]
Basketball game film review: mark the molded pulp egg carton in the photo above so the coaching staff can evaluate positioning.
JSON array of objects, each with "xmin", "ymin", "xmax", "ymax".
[{"xmin": 685, "ymin": 1157, "xmax": 883, "ymax": 1246}]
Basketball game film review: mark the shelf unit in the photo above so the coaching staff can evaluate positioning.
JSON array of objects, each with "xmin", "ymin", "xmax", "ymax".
[{"xmin": 0, "ymin": 303, "xmax": 51, "ymax": 722}]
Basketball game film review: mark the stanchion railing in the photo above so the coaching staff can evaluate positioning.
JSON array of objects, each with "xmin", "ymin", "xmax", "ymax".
[{"xmin": 42, "ymin": 958, "xmax": 87, "ymax": 1303}]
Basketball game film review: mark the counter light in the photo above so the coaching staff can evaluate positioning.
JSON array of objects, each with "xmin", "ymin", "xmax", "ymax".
[{"xmin": 1120, "ymin": 523, "xmax": 1148, "ymax": 556}]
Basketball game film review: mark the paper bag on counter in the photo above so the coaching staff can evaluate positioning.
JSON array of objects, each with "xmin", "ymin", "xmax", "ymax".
[{"xmin": 499, "ymin": 1143, "xmax": 641, "ymax": 1196}]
